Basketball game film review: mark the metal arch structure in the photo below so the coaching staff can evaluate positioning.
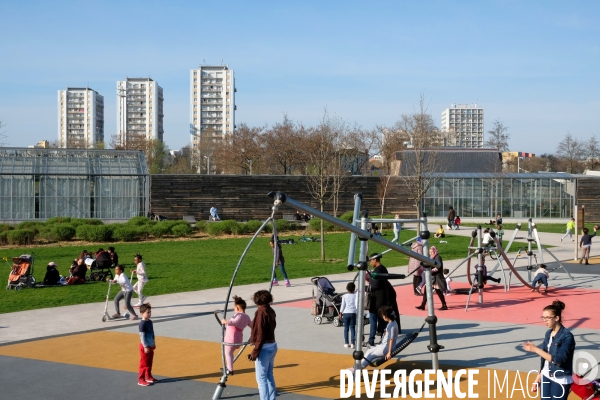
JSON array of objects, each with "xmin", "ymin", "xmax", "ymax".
[
  {"xmin": 212, "ymin": 206, "xmax": 281, "ymax": 400},
  {"xmin": 268, "ymin": 191, "xmax": 444, "ymax": 372}
]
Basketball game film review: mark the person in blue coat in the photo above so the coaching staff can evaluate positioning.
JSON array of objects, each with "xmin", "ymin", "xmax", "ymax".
[{"xmin": 523, "ymin": 300, "xmax": 575, "ymax": 400}]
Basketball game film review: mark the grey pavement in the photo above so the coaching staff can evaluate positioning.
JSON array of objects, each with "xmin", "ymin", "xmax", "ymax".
[{"xmin": 1, "ymin": 225, "xmax": 599, "ymax": 399}]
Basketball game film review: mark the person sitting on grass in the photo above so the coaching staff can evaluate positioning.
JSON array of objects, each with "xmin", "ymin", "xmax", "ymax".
[
  {"xmin": 434, "ymin": 225, "xmax": 445, "ymax": 238},
  {"xmin": 531, "ymin": 264, "xmax": 549, "ymax": 293},
  {"xmin": 67, "ymin": 258, "xmax": 87, "ymax": 285}
]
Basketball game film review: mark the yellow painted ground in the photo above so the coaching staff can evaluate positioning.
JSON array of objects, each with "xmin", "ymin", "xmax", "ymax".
[{"xmin": 0, "ymin": 332, "xmax": 580, "ymax": 399}]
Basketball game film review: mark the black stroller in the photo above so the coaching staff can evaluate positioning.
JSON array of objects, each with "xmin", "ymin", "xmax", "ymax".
[
  {"xmin": 88, "ymin": 251, "xmax": 113, "ymax": 282},
  {"xmin": 311, "ymin": 277, "xmax": 343, "ymax": 326}
]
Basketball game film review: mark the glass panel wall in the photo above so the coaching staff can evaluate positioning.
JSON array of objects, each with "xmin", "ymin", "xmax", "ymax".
[
  {"xmin": 0, "ymin": 175, "xmax": 35, "ymax": 219},
  {"xmin": 423, "ymin": 177, "xmax": 575, "ymax": 219}
]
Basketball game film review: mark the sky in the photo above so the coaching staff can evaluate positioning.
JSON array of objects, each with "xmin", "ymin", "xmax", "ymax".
[{"xmin": 0, "ymin": 0, "xmax": 598, "ymax": 154}]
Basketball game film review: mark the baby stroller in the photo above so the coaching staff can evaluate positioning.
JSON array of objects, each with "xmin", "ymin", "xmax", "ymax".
[
  {"xmin": 571, "ymin": 361, "xmax": 600, "ymax": 400},
  {"xmin": 7, "ymin": 254, "xmax": 36, "ymax": 290},
  {"xmin": 311, "ymin": 277, "xmax": 342, "ymax": 326},
  {"xmin": 88, "ymin": 251, "xmax": 114, "ymax": 282}
]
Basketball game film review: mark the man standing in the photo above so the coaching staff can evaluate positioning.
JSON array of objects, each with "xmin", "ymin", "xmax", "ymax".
[{"xmin": 447, "ymin": 206, "xmax": 456, "ymax": 230}]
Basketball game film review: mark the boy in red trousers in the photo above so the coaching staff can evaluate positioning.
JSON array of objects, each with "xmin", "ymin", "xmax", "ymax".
[{"xmin": 138, "ymin": 304, "xmax": 158, "ymax": 386}]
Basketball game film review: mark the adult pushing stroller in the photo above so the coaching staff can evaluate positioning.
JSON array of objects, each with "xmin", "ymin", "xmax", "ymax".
[
  {"xmin": 6, "ymin": 254, "xmax": 36, "ymax": 290},
  {"xmin": 311, "ymin": 277, "xmax": 343, "ymax": 326}
]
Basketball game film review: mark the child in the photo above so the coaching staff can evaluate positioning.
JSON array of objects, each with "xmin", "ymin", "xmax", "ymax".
[
  {"xmin": 220, "ymin": 296, "xmax": 251, "ymax": 375},
  {"xmin": 561, "ymin": 218, "xmax": 575, "ymax": 242},
  {"xmin": 138, "ymin": 303, "xmax": 158, "ymax": 386},
  {"xmin": 443, "ymin": 268, "xmax": 452, "ymax": 295},
  {"xmin": 340, "ymin": 282, "xmax": 358, "ymax": 349},
  {"xmin": 434, "ymin": 225, "xmax": 445, "ymax": 238},
  {"xmin": 472, "ymin": 257, "xmax": 501, "ymax": 286},
  {"xmin": 454, "ymin": 216, "xmax": 461, "ymax": 230},
  {"xmin": 111, "ymin": 265, "xmax": 138, "ymax": 320},
  {"xmin": 531, "ymin": 264, "xmax": 549, "ymax": 293},
  {"xmin": 496, "ymin": 225, "xmax": 505, "ymax": 248},
  {"xmin": 131, "ymin": 253, "xmax": 149, "ymax": 307}
]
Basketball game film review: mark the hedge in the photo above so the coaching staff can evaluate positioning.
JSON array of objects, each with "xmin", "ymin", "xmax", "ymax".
[
  {"xmin": 76, "ymin": 225, "xmax": 114, "ymax": 242},
  {"xmin": 49, "ymin": 224, "xmax": 76, "ymax": 241},
  {"xmin": 172, "ymin": 224, "xmax": 193, "ymax": 237},
  {"xmin": 150, "ymin": 223, "xmax": 171, "ymax": 238},
  {"xmin": 112, "ymin": 225, "xmax": 141, "ymax": 242},
  {"xmin": 7, "ymin": 229, "xmax": 36, "ymax": 245}
]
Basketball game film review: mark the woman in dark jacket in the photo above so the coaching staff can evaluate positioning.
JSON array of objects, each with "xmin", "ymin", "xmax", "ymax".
[
  {"xmin": 249, "ymin": 290, "xmax": 277, "ymax": 400},
  {"xmin": 523, "ymin": 300, "xmax": 575, "ymax": 400},
  {"xmin": 415, "ymin": 246, "xmax": 448, "ymax": 311},
  {"xmin": 43, "ymin": 262, "xmax": 61, "ymax": 285}
]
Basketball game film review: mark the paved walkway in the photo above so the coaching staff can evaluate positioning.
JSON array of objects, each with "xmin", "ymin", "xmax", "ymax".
[{"xmin": 1, "ymin": 226, "xmax": 599, "ymax": 399}]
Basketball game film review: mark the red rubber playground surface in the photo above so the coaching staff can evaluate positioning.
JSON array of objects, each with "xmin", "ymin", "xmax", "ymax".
[{"xmin": 281, "ymin": 283, "xmax": 600, "ymax": 329}]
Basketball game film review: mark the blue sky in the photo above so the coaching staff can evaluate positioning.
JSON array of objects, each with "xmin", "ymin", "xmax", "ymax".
[{"xmin": 1, "ymin": 0, "xmax": 598, "ymax": 154}]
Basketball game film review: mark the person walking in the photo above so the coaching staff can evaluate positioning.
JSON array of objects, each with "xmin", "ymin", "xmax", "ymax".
[
  {"xmin": 408, "ymin": 238, "xmax": 424, "ymax": 296},
  {"xmin": 392, "ymin": 214, "xmax": 401, "ymax": 244},
  {"xmin": 270, "ymin": 234, "xmax": 291, "ymax": 287},
  {"xmin": 447, "ymin": 206, "xmax": 456, "ymax": 230},
  {"xmin": 137, "ymin": 304, "xmax": 158, "ymax": 386},
  {"xmin": 579, "ymin": 226, "xmax": 597, "ymax": 265},
  {"xmin": 340, "ymin": 282, "xmax": 357, "ymax": 349},
  {"xmin": 131, "ymin": 254, "xmax": 149, "ymax": 307},
  {"xmin": 523, "ymin": 300, "xmax": 575, "ymax": 400},
  {"xmin": 561, "ymin": 218, "xmax": 575, "ymax": 243},
  {"xmin": 249, "ymin": 290, "xmax": 278, "ymax": 400},
  {"xmin": 415, "ymin": 246, "xmax": 448, "ymax": 311}
]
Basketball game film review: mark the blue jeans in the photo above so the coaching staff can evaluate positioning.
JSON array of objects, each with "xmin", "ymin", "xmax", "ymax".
[
  {"xmin": 540, "ymin": 374, "xmax": 571, "ymax": 400},
  {"xmin": 343, "ymin": 313, "xmax": 356, "ymax": 345},
  {"xmin": 255, "ymin": 343, "xmax": 277, "ymax": 400},
  {"xmin": 532, "ymin": 273, "xmax": 548, "ymax": 288},
  {"xmin": 368, "ymin": 312, "xmax": 386, "ymax": 345},
  {"xmin": 275, "ymin": 263, "xmax": 289, "ymax": 281}
]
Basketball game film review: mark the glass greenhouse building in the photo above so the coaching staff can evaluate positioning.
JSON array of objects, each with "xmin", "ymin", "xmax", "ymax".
[
  {"xmin": 0, "ymin": 148, "xmax": 149, "ymax": 220},
  {"xmin": 423, "ymin": 173, "xmax": 577, "ymax": 219}
]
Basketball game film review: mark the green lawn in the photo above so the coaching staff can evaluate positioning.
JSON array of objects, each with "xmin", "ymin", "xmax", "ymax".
[
  {"xmin": 0, "ymin": 230, "xmax": 527, "ymax": 314},
  {"xmin": 457, "ymin": 222, "xmax": 586, "ymax": 234}
]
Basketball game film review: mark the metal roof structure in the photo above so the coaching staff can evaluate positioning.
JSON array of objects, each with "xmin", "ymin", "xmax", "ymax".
[
  {"xmin": 430, "ymin": 172, "xmax": 591, "ymax": 179},
  {"xmin": 0, "ymin": 148, "xmax": 149, "ymax": 220},
  {"xmin": 0, "ymin": 148, "xmax": 148, "ymax": 176}
]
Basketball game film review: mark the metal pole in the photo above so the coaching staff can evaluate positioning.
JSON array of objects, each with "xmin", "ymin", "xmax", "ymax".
[
  {"xmin": 346, "ymin": 194, "xmax": 362, "ymax": 268},
  {"xmin": 268, "ymin": 193, "xmax": 439, "ymax": 268},
  {"xmin": 477, "ymin": 226, "xmax": 483, "ymax": 304},
  {"xmin": 354, "ymin": 215, "xmax": 369, "ymax": 372},
  {"xmin": 527, "ymin": 218, "xmax": 533, "ymax": 281}
]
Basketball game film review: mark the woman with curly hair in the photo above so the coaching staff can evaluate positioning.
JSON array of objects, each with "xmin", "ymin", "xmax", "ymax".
[{"xmin": 249, "ymin": 290, "xmax": 277, "ymax": 400}]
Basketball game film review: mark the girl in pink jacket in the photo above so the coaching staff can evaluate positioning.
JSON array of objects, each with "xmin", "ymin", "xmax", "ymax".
[{"xmin": 220, "ymin": 295, "xmax": 252, "ymax": 375}]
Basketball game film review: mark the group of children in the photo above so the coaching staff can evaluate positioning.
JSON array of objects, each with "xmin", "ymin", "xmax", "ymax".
[{"xmin": 111, "ymin": 253, "xmax": 149, "ymax": 321}]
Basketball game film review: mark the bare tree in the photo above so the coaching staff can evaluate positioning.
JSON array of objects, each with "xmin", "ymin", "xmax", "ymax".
[
  {"xmin": 109, "ymin": 134, "xmax": 167, "ymax": 174},
  {"xmin": 373, "ymin": 125, "xmax": 408, "ymax": 175},
  {"xmin": 212, "ymin": 124, "xmax": 264, "ymax": 175},
  {"xmin": 585, "ymin": 134, "xmax": 600, "ymax": 171},
  {"xmin": 0, "ymin": 120, "xmax": 7, "ymax": 146},
  {"xmin": 556, "ymin": 133, "xmax": 584, "ymax": 173},
  {"xmin": 304, "ymin": 111, "xmax": 341, "ymax": 260},
  {"xmin": 376, "ymin": 175, "xmax": 394, "ymax": 225},
  {"xmin": 485, "ymin": 119, "xmax": 510, "ymax": 152},
  {"xmin": 262, "ymin": 115, "xmax": 308, "ymax": 175},
  {"xmin": 395, "ymin": 95, "xmax": 445, "ymax": 217},
  {"xmin": 165, "ymin": 145, "xmax": 197, "ymax": 174}
]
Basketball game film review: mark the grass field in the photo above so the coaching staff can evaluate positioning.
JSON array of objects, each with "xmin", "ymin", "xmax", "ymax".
[{"xmin": 0, "ymin": 228, "xmax": 539, "ymax": 314}]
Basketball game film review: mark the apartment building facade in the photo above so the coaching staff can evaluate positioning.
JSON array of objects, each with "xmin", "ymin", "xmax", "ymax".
[
  {"xmin": 57, "ymin": 87, "xmax": 104, "ymax": 148},
  {"xmin": 441, "ymin": 104, "xmax": 484, "ymax": 148},
  {"xmin": 116, "ymin": 78, "xmax": 164, "ymax": 146},
  {"xmin": 189, "ymin": 65, "xmax": 235, "ymax": 172}
]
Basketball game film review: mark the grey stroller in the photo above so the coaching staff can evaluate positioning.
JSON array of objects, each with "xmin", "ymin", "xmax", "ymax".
[{"xmin": 311, "ymin": 277, "xmax": 343, "ymax": 326}]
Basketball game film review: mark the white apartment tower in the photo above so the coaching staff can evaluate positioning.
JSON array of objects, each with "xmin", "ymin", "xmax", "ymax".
[
  {"xmin": 58, "ymin": 87, "xmax": 104, "ymax": 148},
  {"xmin": 116, "ymin": 78, "xmax": 164, "ymax": 146},
  {"xmin": 190, "ymin": 65, "xmax": 235, "ymax": 168},
  {"xmin": 441, "ymin": 104, "xmax": 484, "ymax": 148}
]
